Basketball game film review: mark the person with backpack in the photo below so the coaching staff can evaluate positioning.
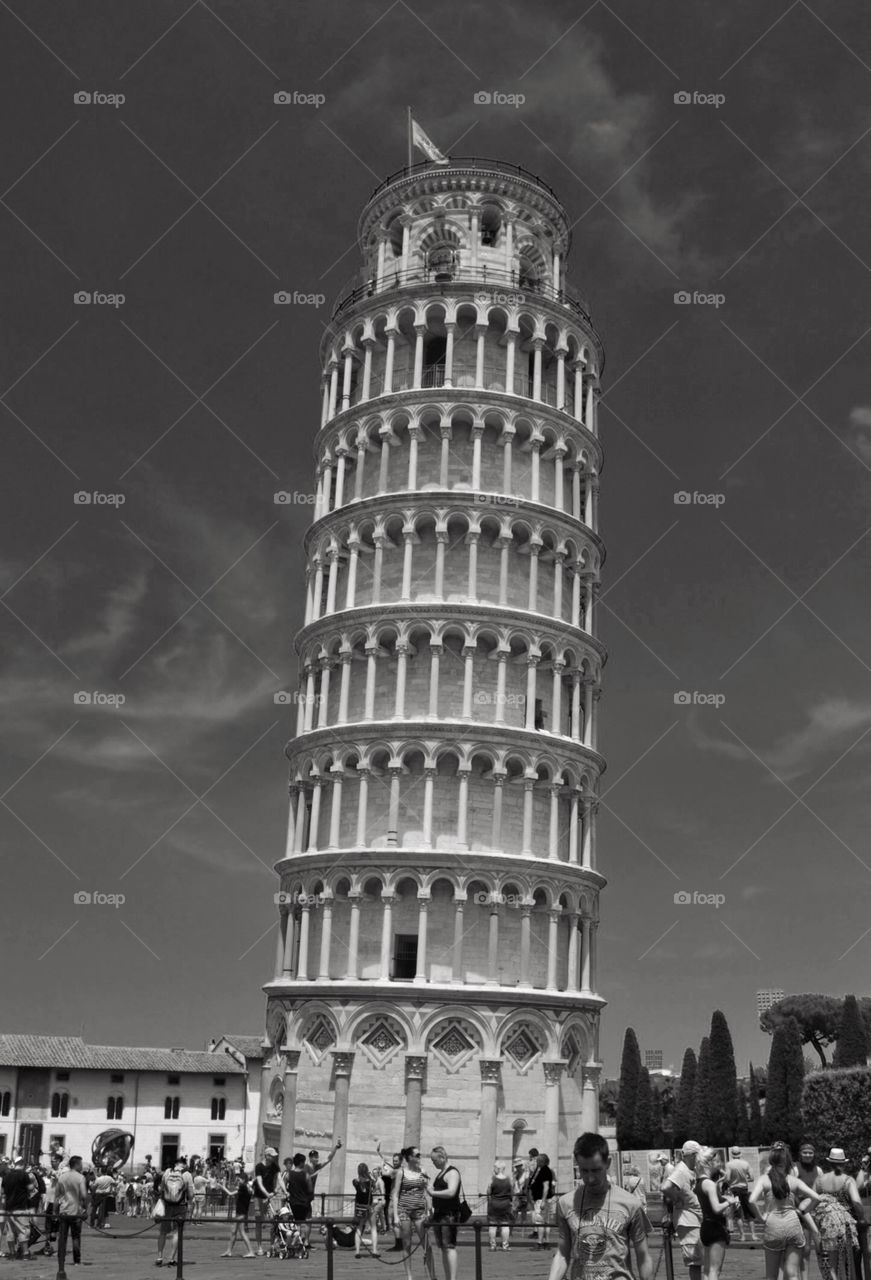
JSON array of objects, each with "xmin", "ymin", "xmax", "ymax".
[{"xmin": 155, "ymin": 1157, "xmax": 194, "ymax": 1268}]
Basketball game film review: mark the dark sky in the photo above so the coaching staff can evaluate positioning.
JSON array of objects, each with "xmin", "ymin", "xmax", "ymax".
[{"xmin": 3, "ymin": 0, "xmax": 870, "ymax": 1079}]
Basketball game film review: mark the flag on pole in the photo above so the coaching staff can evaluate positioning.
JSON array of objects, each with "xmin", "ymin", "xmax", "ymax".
[{"xmin": 410, "ymin": 115, "xmax": 450, "ymax": 165}]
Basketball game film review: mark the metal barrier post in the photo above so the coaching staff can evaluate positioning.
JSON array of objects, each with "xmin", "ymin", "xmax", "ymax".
[
  {"xmin": 326, "ymin": 1219, "xmax": 334, "ymax": 1280},
  {"xmin": 176, "ymin": 1217, "xmax": 184, "ymax": 1280},
  {"xmin": 662, "ymin": 1215, "xmax": 675, "ymax": 1280},
  {"xmin": 474, "ymin": 1221, "xmax": 483, "ymax": 1280}
]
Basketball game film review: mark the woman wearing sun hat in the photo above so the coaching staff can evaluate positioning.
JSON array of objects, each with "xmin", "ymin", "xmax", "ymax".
[{"xmin": 812, "ymin": 1147, "xmax": 862, "ymax": 1280}]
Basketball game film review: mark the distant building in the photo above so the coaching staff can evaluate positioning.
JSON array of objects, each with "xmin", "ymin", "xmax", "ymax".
[
  {"xmin": 0, "ymin": 1034, "xmax": 250, "ymax": 1169},
  {"xmin": 645, "ymin": 1049, "xmax": 663, "ymax": 1070},
  {"xmin": 757, "ymin": 989, "xmax": 784, "ymax": 1019}
]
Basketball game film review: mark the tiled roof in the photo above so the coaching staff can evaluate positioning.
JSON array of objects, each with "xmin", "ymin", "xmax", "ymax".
[
  {"xmin": 0, "ymin": 1035, "xmax": 245, "ymax": 1073},
  {"xmin": 214, "ymin": 1035, "xmax": 266, "ymax": 1060}
]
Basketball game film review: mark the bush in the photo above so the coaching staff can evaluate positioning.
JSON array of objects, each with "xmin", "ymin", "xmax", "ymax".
[{"xmin": 802, "ymin": 1066, "xmax": 871, "ymax": 1163}]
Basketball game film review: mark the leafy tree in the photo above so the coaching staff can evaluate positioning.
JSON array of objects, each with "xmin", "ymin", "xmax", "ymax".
[
  {"xmin": 634, "ymin": 1068, "xmax": 655, "ymax": 1148},
  {"xmin": 673, "ymin": 1048, "xmax": 697, "ymax": 1147},
  {"xmin": 761, "ymin": 995, "xmax": 842, "ymax": 1068},
  {"xmin": 803, "ymin": 1066, "xmax": 871, "ymax": 1165},
  {"xmin": 833, "ymin": 995, "xmax": 868, "ymax": 1069},
  {"xmin": 765, "ymin": 1017, "xmax": 805, "ymax": 1150},
  {"xmin": 735, "ymin": 1084, "xmax": 751, "ymax": 1145},
  {"xmin": 616, "ymin": 1028, "xmax": 641, "ymax": 1150},
  {"xmin": 747, "ymin": 1064, "xmax": 763, "ymax": 1145},
  {"xmin": 599, "ymin": 1078, "xmax": 619, "ymax": 1125},
  {"xmin": 707, "ymin": 1011, "xmax": 739, "ymax": 1146},
  {"xmin": 654, "ymin": 1075, "xmax": 675, "ymax": 1143},
  {"xmin": 651, "ymin": 1081, "xmax": 666, "ymax": 1147},
  {"xmin": 690, "ymin": 1036, "xmax": 712, "ymax": 1144}
]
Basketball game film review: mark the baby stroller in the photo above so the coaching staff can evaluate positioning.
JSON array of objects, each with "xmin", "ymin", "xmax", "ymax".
[{"xmin": 268, "ymin": 1206, "xmax": 310, "ymax": 1260}]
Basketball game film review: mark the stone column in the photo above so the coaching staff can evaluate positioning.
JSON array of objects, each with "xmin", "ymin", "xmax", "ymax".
[
  {"xmin": 345, "ymin": 893, "xmax": 361, "ymax": 979},
  {"xmin": 297, "ymin": 905, "xmax": 311, "ymax": 980},
  {"xmin": 487, "ymin": 898, "xmax": 500, "ymax": 984},
  {"xmin": 580, "ymin": 1062, "xmax": 602, "ymax": 1132},
  {"xmin": 427, "ymin": 643, "xmax": 442, "ymax": 718},
  {"xmin": 566, "ymin": 913, "xmax": 580, "ymax": 991},
  {"xmin": 317, "ymin": 897, "xmax": 333, "ymax": 979},
  {"xmin": 519, "ymin": 905, "xmax": 532, "ymax": 985},
  {"xmin": 404, "ymin": 1055, "xmax": 427, "ymax": 1148},
  {"xmin": 478, "ymin": 1060, "xmax": 502, "ymax": 1195},
  {"xmin": 414, "ymin": 897, "xmax": 429, "ymax": 983},
  {"xmin": 361, "ymin": 339, "xmax": 374, "ymax": 401},
  {"xmin": 546, "ymin": 909, "xmax": 560, "ymax": 989},
  {"xmin": 581, "ymin": 916, "xmax": 592, "ymax": 991},
  {"xmin": 273, "ymin": 909, "xmax": 286, "ymax": 980},
  {"xmin": 278, "ymin": 1049, "xmax": 301, "ymax": 1164},
  {"xmin": 412, "ymin": 326, "xmax": 425, "ymax": 388},
  {"xmin": 542, "ymin": 1061, "xmax": 566, "ymax": 1167},
  {"xmin": 451, "ymin": 896, "xmax": 465, "ymax": 983},
  {"xmin": 380, "ymin": 893, "xmax": 395, "ymax": 979},
  {"xmin": 282, "ymin": 908, "xmax": 296, "ymax": 976},
  {"xmin": 328, "ymin": 1052, "xmax": 354, "ymax": 1197},
  {"xmin": 256, "ymin": 1053, "xmax": 272, "ymax": 1160}
]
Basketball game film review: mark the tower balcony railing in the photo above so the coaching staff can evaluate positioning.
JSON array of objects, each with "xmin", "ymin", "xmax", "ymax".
[
  {"xmin": 362, "ymin": 361, "xmax": 576, "ymax": 414},
  {"xmin": 329, "ymin": 263, "xmax": 597, "ymax": 334},
  {"xmin": 365, "ymin": 157, "xmax": 565, "ymax": 205}
]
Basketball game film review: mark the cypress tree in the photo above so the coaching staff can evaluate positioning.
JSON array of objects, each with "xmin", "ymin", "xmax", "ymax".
[
  {"xmin": 616, "ymin": 1028, "xmax": 642, "ymax": 1150},
  {"xmin": 651, "ymin": 1082, "xmax": 666, "ymax": 1147},
  {"xmin": 690, "ymin": 1036, "xmax": 712, "ymax": 1143},
  {"xmin": 833, "ymin": 995, "xmax": 868, "ymax": 1069},
  {"xmin": 634, "ymin": 1067, "xmax": 654, "ymax": 1148},
  {"xmin": 707, "ymin": 1011, "xmax": 739, "ymax": 1146},
  {"xmin": 765, "ymin": 1018, "xmax": 805, "ymax": 1150},
  {"xmin": 735, "ymin": 1083, "xmax": 751, "ymax": 1145},
  {"xmin": 748, "ymin": 1064, "xmax": 763, "ymax": 1145},
  {"xmin": 673, "ymin": 1048, "xmax": 697, "ymax": 1147}
]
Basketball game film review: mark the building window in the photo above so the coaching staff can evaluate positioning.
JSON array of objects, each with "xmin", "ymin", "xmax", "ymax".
[
  {"xmin": 167, "ymin": 1074, "xmax": 180, "ymax": 1085},
  {"xmin": 110, "ymin": 1073, "xmax": 124, "ymax": 1084},
  {"xmin": 0, "ymin": 1091, "xmax": 10, "ymax": 1116},
  {"xmin": 210, "ymin": 1097, "xmax": 226, "ymax": 1121},
  {"xmin": 56, "ymin": 1072, "xmax": 70, "ymax": 1082},
  {"xmin": 212, "ymin": 1076, "xmax": 226, "ymax": 1087},
  {"xmin": 393, "ymin": 934, "xmax": 418, "ymax": 980},
  {"xmin": 164, "ymin": 1096, "xmax": 180, "ymax": 1120},
  {"xmin": 0, "ymin": 1135, "xmax": 6, "ymax": 1156},
  {"xmin": 107, "ymin": 1096, "xmax": 124, "ymax": 1120},
  {"xmin": 51, "ymin": 1092, "xmax": 70, "ymax": 1119}
]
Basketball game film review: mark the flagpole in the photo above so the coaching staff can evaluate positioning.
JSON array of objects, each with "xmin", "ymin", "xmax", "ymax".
[{"xmin": 407, "ymin": 106, "xmax": 413, "ymax": 171}]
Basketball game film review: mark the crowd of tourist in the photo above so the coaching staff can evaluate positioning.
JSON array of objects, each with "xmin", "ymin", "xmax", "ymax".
[{"xmin": 5, "ymin": 1132, "xmax": 871, "ymax": 1278}]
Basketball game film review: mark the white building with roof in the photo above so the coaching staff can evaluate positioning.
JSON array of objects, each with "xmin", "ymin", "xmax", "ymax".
[{"xmin": 0, "ymin": 1035, "xmax": 251, "ymax": 1169}]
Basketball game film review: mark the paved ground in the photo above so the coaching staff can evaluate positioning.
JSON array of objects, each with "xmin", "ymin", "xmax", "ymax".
[{"xmin": 0, "ymin": 1221, "xmax": 778, "ymax": 1280}]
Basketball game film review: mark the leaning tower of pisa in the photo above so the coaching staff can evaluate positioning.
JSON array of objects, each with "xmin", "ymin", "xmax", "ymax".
[{"xmin": 259, "ymin": 156, "xmax": 606, "ymax": 1199}]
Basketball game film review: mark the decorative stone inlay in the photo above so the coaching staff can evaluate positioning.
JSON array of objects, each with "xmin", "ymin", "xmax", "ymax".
[
  {"xmin": 266, "ymin": 1002, "xmax": 287, "ymax": 1048},
  {"xmin": 356, "ymin": 1015, "xmax": 405, "ymax": 1070},
  {"xmin": 502, "ymin": 1022, "xmax": 545, "ymax": 1075},
  {"xmin": 479, "ymin": 1058, "xmax": 502, "ymax": 1085},
  {"xmin": 302, "ymin": 1015, "xmax": 336, "ymax": 1065},
  {"xmin": 405, "ymin": 1054, "xmax": 427, "ymax": 1083},
  {"xmin": 543, "ymin": 1060, "xmax": 566, "ymax": 1086},
  {"xmin": 561, "ymin": 1031, "xmax": 581, "ymax": 1076},
  {"xmin": 331, "ymin": 1050, "xmax": 355, "ymax": 1076},
  {"xmin": 429, "ymin": 1020, "xmax": 480, "ymax": 1074}
]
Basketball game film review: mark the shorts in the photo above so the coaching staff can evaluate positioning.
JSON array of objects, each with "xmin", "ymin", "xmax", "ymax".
[
  {"xmin": 353, "ymin": 1204, "xmax": 372, "ymax": 1224},
  {"xmin": 430, "ymin": 1214, "xmax": 458, "ymax": 1248},
  {"xmin": 255, "ymin": 1194, "xmax": 282, "ymax": 1218},
  {"xmin": 700, "ymin": 1221, "xmax": 730, "ymax": 1247},
  {"xmin": 732, "ymin": 1187, "xmax": 752, "ymax": 1220},
  {"xmin": 398, "ymin": 1204, "xmax": 427, "ymax": 1226},
  {"xmin": 161, "ymin": 1201, "xmax": 189, "ymax": 1223},
  {"xmin": 676, "ymin": 1224, "xmax": 702, "ymax": 1263},
  {"xmin": 764, "ymin": 1211, "xmax": 804, "ymax": 1252},
  {"xmin": 289, "ymin": 1204, "xmax": 311, "ymax": 1223},
  {"xmin": 6, "ymin": 1214, "xmax": 31, "ymax": 1243}
]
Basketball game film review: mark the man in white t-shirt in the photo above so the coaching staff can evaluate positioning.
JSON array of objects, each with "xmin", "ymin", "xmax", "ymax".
[{"xmin": 662, "ymin": 1141, "xmax": 702, "ymax": 1280}]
